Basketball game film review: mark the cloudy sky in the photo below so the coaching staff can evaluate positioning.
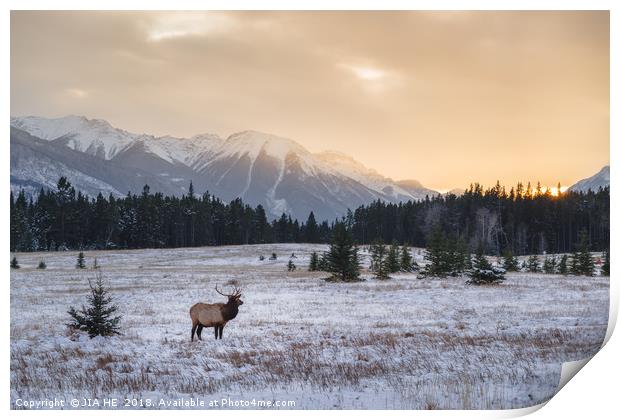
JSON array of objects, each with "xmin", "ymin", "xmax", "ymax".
[{"xmin": 11, "ymin": 11, "xmax": 609, "ymax": 191}]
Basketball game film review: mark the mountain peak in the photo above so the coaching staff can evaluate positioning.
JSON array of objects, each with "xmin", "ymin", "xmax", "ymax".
[
  {"xmin": 569, "ymin": 165, "xmax": 610, "ymax": 192},
  {"xmin": 11, "ymin": 115, "xmax": 437, "ymax": 220},
  {"xmin": 222, "ymin": 130, "xmax": 311, "ymax": 161}
]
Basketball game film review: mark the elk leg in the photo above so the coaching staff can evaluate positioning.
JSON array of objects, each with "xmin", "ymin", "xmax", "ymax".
[
  {"xmin": 218, "ymin": 325, "xmax": 224, "ymax": 340},
  {"xmin": 197, "ymin": 324, "xmax": 203, "ymax": 340},
  {"xmin": 191, "ymin": 322, "xmax": 198, "ymax": 342},
  {"xmin": 214, "ymin": 325, "xmax": 219, "ymax": 339}
]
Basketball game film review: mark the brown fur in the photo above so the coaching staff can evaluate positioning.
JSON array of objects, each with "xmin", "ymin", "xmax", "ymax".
[{"xmin": 190, "ymin": 286, "xmax": 243, "ymax": 341}]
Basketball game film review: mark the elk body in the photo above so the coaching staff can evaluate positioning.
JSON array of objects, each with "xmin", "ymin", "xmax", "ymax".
[{"xmin": 190, "ymin": 286, "xmax": 243, "ymax": 341}]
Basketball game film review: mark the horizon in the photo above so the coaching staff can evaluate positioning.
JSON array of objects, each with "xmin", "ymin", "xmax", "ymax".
[{"xmin": 11, "ymin": 11, "xmax": 609, "ymax": 191}]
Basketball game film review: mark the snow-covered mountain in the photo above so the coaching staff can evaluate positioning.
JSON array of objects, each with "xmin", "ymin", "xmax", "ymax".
[
  {"xmin": 10, "ymin": 115, "xmax": 438, "ymax": 221},
  {"xmin": 569, "ymin": 165, "xmax": 610, "ymax": 193}
]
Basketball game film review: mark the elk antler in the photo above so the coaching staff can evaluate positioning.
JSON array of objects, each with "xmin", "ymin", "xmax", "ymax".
[
  {"xmin": 215, "ymin": 284, "xmax": 242, "ymax": 298},
  {"xmin": 214, "ymin": 284, "xmax": 229, "ymax": 297}
]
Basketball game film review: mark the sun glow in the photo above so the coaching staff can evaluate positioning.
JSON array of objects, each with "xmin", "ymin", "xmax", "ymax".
[{"xmin": 539, "ymin": 186, "xmax": 569, "ymax": 197}]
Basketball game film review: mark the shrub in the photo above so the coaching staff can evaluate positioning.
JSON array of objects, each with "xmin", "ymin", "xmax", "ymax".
[
  {"xmin": 67, "ymin": 272, "xmax": 122, "ymax": 338},
  {"xmin": 76, "ymin": 252, "xmax": 86, "ymax": 269},
  {"xmin": 466, "ymin": 248, "xmax": 505, "ymax": 285},
  {"xmin": 10, "ymin": 256, "xmax": 20, "ymax": 269},
  {"xmin": 308, "ymin": 252, "xmax": 319, "ymax": 271}
]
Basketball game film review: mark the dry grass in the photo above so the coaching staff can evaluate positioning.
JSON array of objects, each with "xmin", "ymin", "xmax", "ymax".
[{"xmin": 9, "ymin": 245, "xmax": 609, "ymax": 409}]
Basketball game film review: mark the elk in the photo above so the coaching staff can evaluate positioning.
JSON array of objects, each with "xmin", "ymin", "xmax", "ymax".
[{"xmin": 190, "ymin": 285, "xmax": 243, "ymax": 341}]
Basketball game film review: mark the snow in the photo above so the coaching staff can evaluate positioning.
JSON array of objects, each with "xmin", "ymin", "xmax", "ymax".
[
  {"xmin": 569, "ymin": 165, "xmax": 610, "ymax": 192},
  {"xmin": 315, "ymin": 150, "xmax": 428, "ymax": 200},
  {"xmin": 11, "ymin": 116, "xmax": 438, "ymax": 205},
  {"xmin": 11, "ymin": 154, "xmax": 123, "ymax": 197},
  {"xmin": 10, "ymin": 244, "xmax": 609, "ymax": 409},
  {"xmin": 11, "ymin": 115, "xmax": 141, "ymax": 160}
]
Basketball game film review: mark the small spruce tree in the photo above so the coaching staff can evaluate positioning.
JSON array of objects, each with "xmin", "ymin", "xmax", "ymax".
[
  {"xmin": 466, "ymin": 246, "xmax": 505, "ymax": 285},
  {"xmin": 76, "ymin": 252, "xmax": 86, "ymax": 269},
  {"xmin": 11, "ymin": 256, "xmax": 20, "ymax": 269},
  {"xmin": 308, "ymin": 251, "xmax": 319, "ymax": 271},
  {"xmin": 386, "ymin": 243, "xmax": 401, "ymax": 273},
  {"xmin": 569, "ymin": 250, "xmax": 581, "ymax": 275},
  {"xmin": 557, "ymin": 254, "xmax": 569, "ymax": 275},
  {"xmin": 502, "ymin": 249, "xmax": 520, "ymax": 272},
  {"xmin": 570, "ymin": 231, "xmax": 594, "ymax": 276},
  {"xmin": 526, "ymin": 255, "xmax": 541, "ymax": 273},
  {"xmin": 422, "ymin": 226, "xmax": 450, "ymax": 277},
  {"xmin": 67, "ymin": 272, "xmax": 122, "ymax": 338},
  {"xmin": 400, "ymin": 244, "xmax": 417, "ymax": 272},
  {"xmin": 577, "ymin": 233, "xmax": 595, "ymax": 276},
  {"xmin": 543, "ymin": 256, "xmax": 557, "ymax": 274},
  {"xmin": 325, "ymin": 222, "xmax": 360, "ymax": 282},
  {"xmin": 453, "ymin": 237, "xmax": 470, "ymax": 273},
  {"xmin": 37, "ymin": 260, "xmax": 47, "ymax": 269},
  {"xmin": 269, "ymin": 252, "xmax": 278, "ymax": 261},
  {"xmin": 601, "ymin": 250, "xmax": 610, "ymax": 277},
  {"xmin": 287, "ymin": 259, "xmax": 296, "ymax": 272},
  {"xmin": 472, "ymin": 245, "xmax": 492, "ymax": 271},
  {"xmin": 317, "ymin": 252, "xmax": 329, "ymax": 271},
  {"xmin": 370, "ymin": 241, "xmax": 390, "ymax": 280}
]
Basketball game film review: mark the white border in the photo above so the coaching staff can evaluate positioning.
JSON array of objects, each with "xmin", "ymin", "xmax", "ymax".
[{"xmin": 3, "ymin": 1, "xmax": 617, "ymax": 419}]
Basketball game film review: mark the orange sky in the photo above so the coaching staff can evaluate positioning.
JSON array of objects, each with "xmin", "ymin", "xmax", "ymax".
[{"xmin": 11, "ymin": 11, "xmax": 609, "ymax": 191}]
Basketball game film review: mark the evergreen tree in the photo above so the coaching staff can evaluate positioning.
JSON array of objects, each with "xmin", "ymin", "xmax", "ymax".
[
  {"xmin": 577, "ymin": 232, "xmax": 595, "ymax": 276},
  {"xmin": 11, "ymin": 256, "xmax": 20, "ymax": 269},
  {"xmin": 400, "ymin": 244, "xmax": 417, "ymax": 272},
  {"xmin": 543, "ymin": 255, "xmax": 557, "ymax": 274},
  {"xmin": 370, "ymin": 241, "xmax": 390, "ymax": 279},
  {"xmin": 325, "ymin": 222, "xmax": 360, "ymax": 282},
  {"xmin": 569, "ymin": 250, "xmax": 581, "ymax": 275},
  {"xmin": 304, "ymin": 212, "xmax": 320, "ymax": 243},
  {"xmin": 466, "ymin": 247, "xmax": 505, "ymax": 285},
  {"xmin": 308, "ymin": 251, "xmax": 319, "ymax": 271},
  {"xmin": 526, "ymin": 255, "xmax": 541, "ymax": 273},
  {"xmin": 287, "ymin": 259, "xmax": 296, "ymax": 272},
  {"xmin": 76, "ymin": 252, "xmax": 86, "ymax": 269},
  {"xmin": 472, "ymin": 246, "xmax": 492, "ymax": 271},
  {"xmin": 317, "ymin": 252, "xmax": 329, "ymax": 271},
  {"xmin": 570, "ymin": 231, "xmax": 595, "ymax": 276},
  {"xmin": 557, "ymin": 254, "xmax": 569, "ymax": 275},
  {"xmin": 601, "ymin": 250, "xmax": 610, "ymax": 277},
  {"xmin": 386, "ymin": 243, "xmax": 401, "ymax": 273},
  {"xmin": 501, "ymin": 249, "xmax": 520, "ymax": 272},
  {"xmin": 67, "ymin": 272, "xmax": 122, "ymax": 338},
  {"xmin": 269, "ymin": 252, "xmax": 277, "ymax": 260},
  {"xmin": 452, "ymin": 237, "xmax": 470, "ymax": 272},
  {"xmin": 37, "ymin": 260, "xmax": 47, "ymax": 269},
  {"xmin": 422, "ymin": 226, "xmax": 450, "ymax": 277}
]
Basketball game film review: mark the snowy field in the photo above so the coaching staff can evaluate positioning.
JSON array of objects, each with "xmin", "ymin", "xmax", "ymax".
[{"xmin": 10, "ymin": 244, "xmax": 609, "ymax": 409}]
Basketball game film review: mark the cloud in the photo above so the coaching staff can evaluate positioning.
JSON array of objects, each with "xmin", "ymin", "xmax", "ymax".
[
  {"xmin": 10, "ymin": 11, "xmax": 609, "ymax": 190},
  {"xmin": 347, "ymin": 65, "xmax": 385, "ymax": 81},
  {"xmin": 66, "ymin": 88, "xmax": 88, "ymax": 98},
  {"xmin": 146, "ymin": 12, "xmax": 238, "ymax": 42}
]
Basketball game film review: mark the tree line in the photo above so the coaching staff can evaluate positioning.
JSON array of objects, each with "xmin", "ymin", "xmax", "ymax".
[{"xmin": 11, "ymin": 177, "xmax": 609, "ymax": 256}]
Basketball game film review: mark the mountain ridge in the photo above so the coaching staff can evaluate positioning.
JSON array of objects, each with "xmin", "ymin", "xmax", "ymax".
[{"xmin": 10, "ymin": 115, "xmax": 437, "ymax": 221}]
